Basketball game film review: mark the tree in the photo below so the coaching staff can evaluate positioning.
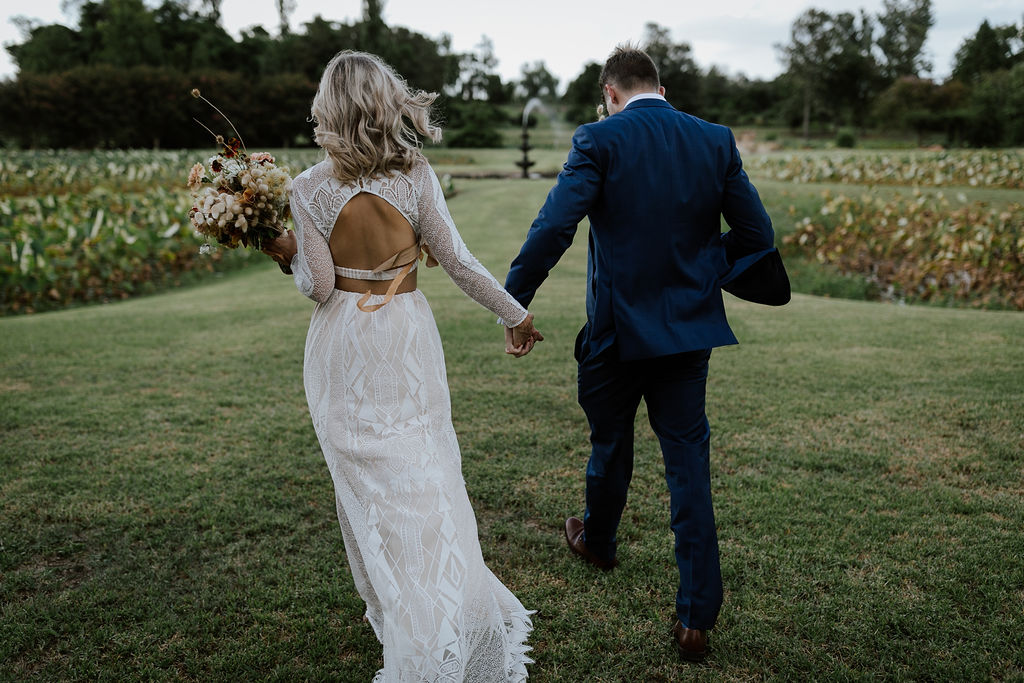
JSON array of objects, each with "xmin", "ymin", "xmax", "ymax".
[
  {"xmin": 237, "ymin": 26, "xmax": 280, "ymax": 77},
  {"xmin": 876, "ymin": 0, "xmax": 934, "ymax": 80},
  {"xmin": 377, "ymin": 26, "xmax": 458, "ymax": 94},
  {"xmin": 518, "ymin": 61, "xmax": 558, "ymax": 100},
  {"xmin": 482, "ymin": 73, "xmax": 512, "ymax": 105},
  {"xmin": 455, "ymin": 36, "xmax": 501, "ymax": 100},
  {"xmin": 828, "ymin": 11, "xmax": 882, "ymax": 127},
  {"xmin": 249, "ymin": 72, "xmax": 317, "ymax": 146},
  {"xmin": 562, "ymin": 61, "xmax": 602, "ymax": 125},
  {"xmin": 723, "ymin": 74, "xmax": 789, "ymax": 127},
  {"xmin": 98, "ymin": 0, "xmax": 165, "ymax": 67},
  {"xmin": 0, "ymin": 72, "xmax": 67, "ymax": 147},
  {"xmin": 445, "ymin": 100, "xmax": 504, "ymax": 148},
  {"xmin": 5, "ymin": 23, "xmax": 84, "ymax": 73},
  {"xmin": 278, "ymin": 16, "xmax": 354, "ymax": 81},
  {"xmin": 10, "ymin": 0, "xmax": 168, "ymax": 72},
  {"xmin": 963, "ymin": 62, "xmax": 1024, "ymax": 146},
  {"xmin": 276, "ymin": 0, "xmax": 296, "ymax": 36},
  {"xmin": 359, "ymin": 0, "xmax": 387, "ymax": 54},
  {"xmin": 643, "ymin": 23, "xmax": 701, "ymax": 114},
  {"xmin": 931, "ymin": 79, "xmax": 970, "ymax": 145},
  {"xmin": 952, "ymin": 20, "xmax": 1022, "ymax": 83},
  {"xmin": 871, "ymin": 76, "xmax": 938, "ymax": 143},
  {"xmin": 151, "ymin": 0, "xmax": 240, "ymax": 73},
  {"xmin": 198, "ymin": 0, "xmax": 221, "ymax": 23},
  {"xmin": 777, "ymin": 9, "xmax": 879, "ymax": 135},
  {"xmin": 701, "ymin": 65, "xmax": 737, "ymax": 123},
  {"xmin": 1003, "ymin": 63, "xmax": 1024, "ymax": 144},
  {"xmin": 132, "ymin": 65, "xmax": 191, "ymax": 148},
  {"xmin": 0, "ymin": 0, "xmax": 464, "ymax": 148},
  {"xmin": 778, "ymin": 9, "xmax": 834, "ymax": 137}
]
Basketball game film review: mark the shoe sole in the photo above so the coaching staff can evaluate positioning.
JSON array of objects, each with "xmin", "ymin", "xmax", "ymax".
[{"xmin": 675, "ymin": 645, "xmax": 707, "ymax": 663}]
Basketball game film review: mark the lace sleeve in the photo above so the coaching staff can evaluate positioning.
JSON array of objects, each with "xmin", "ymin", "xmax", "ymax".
[
  {"xmin": 289, "ymin": 178, "xmax": 335, "ymax": 304},
  {"xmin": 413, "ymin": 162, "xmax": 528, "ymax": 327}
]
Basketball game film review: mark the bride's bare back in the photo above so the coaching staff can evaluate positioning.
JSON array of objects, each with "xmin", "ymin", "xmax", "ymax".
[
  {"xmin": 330, "ymin": 193, "xmax": 419, "ymax": 295},
  {"xmin": 329, "ymin": 192, "xmax": 416, "ymax": 269}
]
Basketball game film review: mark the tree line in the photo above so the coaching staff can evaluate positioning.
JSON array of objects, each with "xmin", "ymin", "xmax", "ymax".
[
  {"xmin": 770, "ymin": 2, "xmax": 1024, "ymax": 146},
  {"xmin": 1, "ymin": 0, "xmax": 1022, "ymax": 149},
  {"xmin": 561, "ymin": 4, "xmax": 1023, "ymax": 147}
]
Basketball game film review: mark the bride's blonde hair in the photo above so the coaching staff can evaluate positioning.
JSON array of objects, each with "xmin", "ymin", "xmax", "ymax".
[{"xmin": 311, "ymin": 50, "xmax": 442, "ymax": 182}]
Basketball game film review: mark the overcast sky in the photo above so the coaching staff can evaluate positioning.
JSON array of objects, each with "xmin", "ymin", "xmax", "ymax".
[{"xmin": 2, "ymin": 0, "xmax": 1022, "ymax": 87}]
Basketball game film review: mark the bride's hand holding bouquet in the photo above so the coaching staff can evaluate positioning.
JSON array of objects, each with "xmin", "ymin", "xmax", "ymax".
[
  {"xmin": 186, "ymin": 89, "xmax": 295, "ymax": 273},
  {"xmin": 260, "ymin": 229, "xmax": 297, "ymax": 271}
]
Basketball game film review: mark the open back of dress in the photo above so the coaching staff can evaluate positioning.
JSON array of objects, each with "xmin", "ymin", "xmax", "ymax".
[{"xmin": 329, "ymin": 192, "xmax": 416, "ymax": 269}]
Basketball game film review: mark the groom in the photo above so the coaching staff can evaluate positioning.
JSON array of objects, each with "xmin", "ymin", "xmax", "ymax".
[{"xmin": 503, "ymin": 44, "xmax": 780, "ymax": 661}]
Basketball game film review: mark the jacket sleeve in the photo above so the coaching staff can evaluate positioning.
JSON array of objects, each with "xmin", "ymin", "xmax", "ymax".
[
  {"xmin": 503, "ymin": 125, "xmax": 602, "ymax": 309},
  {"xmin": 720, "ymin": 129, "xmax": 775, "ymax": 256}
]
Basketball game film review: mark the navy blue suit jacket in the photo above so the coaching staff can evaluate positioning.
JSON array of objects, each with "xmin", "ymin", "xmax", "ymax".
[{"xmin": 504, "ymin": 98, "xmax": 776, "ymax": 362}]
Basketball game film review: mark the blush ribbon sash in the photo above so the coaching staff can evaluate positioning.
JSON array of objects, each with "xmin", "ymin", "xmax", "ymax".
[{"xmin": 355, "ymin": 242, "xmax": 439, "ymax": 312}]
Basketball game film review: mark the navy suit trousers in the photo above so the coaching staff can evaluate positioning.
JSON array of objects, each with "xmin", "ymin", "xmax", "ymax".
[{"xmin": 577, "ymin": 347, "xmax": 722, "ymax": 630}]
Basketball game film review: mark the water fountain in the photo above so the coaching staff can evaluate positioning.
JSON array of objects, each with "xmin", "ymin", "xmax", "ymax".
[
  {"xmin": 515, "ymin": 97, "xmax": 567, "ymax": 178},
  {"xmin": 515, "ymin": 98, "xmax": 543, "ymax": 179}
]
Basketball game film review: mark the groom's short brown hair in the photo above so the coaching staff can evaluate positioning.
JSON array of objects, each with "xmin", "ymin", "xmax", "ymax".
[{"xmin": 599, "ymin": 44, "xmax": 660, "ymax": 92}]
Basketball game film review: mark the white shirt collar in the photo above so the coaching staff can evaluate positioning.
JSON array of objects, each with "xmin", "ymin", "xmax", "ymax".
[{"xmin": 624, "ymin": 92, "xmax": 667, "ymax": 108}]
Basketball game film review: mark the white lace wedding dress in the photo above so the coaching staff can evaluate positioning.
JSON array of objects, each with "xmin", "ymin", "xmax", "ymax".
[{"xmin": 287, "ymin": 157, "xmax": 534, "ymax": 682}]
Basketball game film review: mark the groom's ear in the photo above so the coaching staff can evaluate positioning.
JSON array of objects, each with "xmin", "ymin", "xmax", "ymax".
[{"xmin": 658, "ymin": 86, "xmax": 666, "ymax": 97}]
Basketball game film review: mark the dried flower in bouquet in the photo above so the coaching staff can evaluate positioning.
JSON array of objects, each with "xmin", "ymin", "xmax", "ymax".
[{"xmin": 187, "ymin": 89, "xmax": 293, "ymax": 271}]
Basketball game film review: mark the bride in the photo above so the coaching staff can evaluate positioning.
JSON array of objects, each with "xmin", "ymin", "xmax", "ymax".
[{"xmin": 261, "ymin": 51, "xmax": 542, "ymax": 681}]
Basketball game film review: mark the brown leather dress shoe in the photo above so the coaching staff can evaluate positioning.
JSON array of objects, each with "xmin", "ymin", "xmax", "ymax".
[
  {"xmin": 564, "ymin": 517, "xmax": 618, "ymax": 570},
  {"xmin": 671, "ymin": 620, "xmax": 708, "ymax": 662}
]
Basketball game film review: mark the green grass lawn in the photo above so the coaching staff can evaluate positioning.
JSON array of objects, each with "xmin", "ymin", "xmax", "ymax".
[{"xmin": 2, "ymin": 178, "xmax": 1023, "ymax": 680}]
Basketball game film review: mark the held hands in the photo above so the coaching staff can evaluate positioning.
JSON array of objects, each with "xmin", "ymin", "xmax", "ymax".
[
  {"xmin": 261, "ymin": 230, "xmax": 298, "ymax": 273},
  {"xmin": 504, "ymin": 312, "xmax": 544, "ymax": 358}
]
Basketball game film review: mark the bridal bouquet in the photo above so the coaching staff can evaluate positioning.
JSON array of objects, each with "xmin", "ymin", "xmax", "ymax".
[{"xmin": 186, "ymin": 89, "xmax": 292, "ymax": 254}]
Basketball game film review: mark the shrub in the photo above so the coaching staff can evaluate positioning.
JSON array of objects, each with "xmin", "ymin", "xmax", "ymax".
[
  {"xmin": 0, "ymin": 67, "xmax": 316, "ymax": 149},
  {"xmin": 836, "ymin": 127, "xmax": 857, "ymax": 148},
  {"xmin": 445, "ymin": 101, "xmax": 504, "ymax": 149},
  {"xmin": 782, "ymin": 191, "xmax": 1024, "ymax": 310}
]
